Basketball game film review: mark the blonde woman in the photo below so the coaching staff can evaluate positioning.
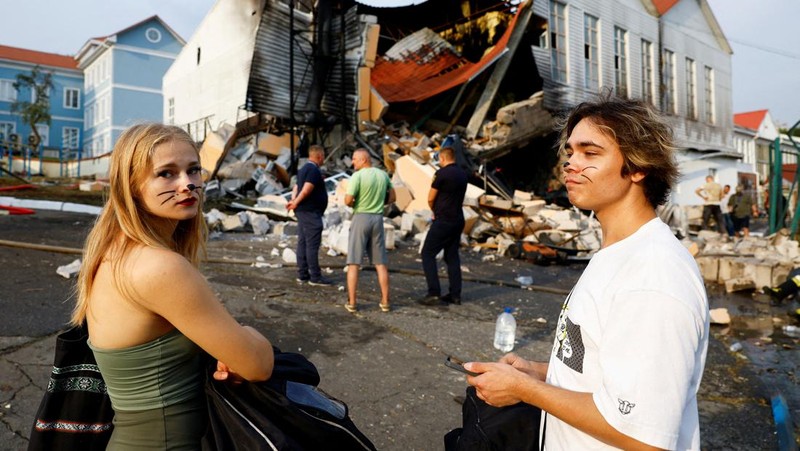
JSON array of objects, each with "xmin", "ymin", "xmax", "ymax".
[{"xmin": 73, "ymin": 123, "xmax": 274, "ymax": 449}]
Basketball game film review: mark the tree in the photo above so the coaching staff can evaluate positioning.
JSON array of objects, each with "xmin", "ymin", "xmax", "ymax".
[{"xmin": 11, "ymin": 65, "xmax": 53, "ymax": 152}]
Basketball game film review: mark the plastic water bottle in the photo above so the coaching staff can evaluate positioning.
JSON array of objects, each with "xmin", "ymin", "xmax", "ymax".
[{"xmin": 493, "ymin": 307, "xmax": 516, "ymax": 352}]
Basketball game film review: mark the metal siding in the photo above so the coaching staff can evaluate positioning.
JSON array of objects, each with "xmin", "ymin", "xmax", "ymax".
[{"xmin": 246, "ymin": 1, "xmax": 363, "ymax": 126}]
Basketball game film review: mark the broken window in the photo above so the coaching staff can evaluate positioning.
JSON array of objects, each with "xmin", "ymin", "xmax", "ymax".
[
  {"xmin": 583, "ymin": 14, "xmax": 599, "ymax": 91},
  {"xmin": 662, "ymin": 49, "xmax": 676, "ymax": 115},
  {"xmin": 613, "ymin": 26, "xmax": 628, "ymax": 98},
  {"xmin": 704, "ymin": 65, "xmax": 715, "ymax": 124},
  {"xmin": 640, "ymin": 39, "xmax": 654, "ymax": 105},
  {"xmin": 685, "ymin": 58, "xmax": 696, "ymax": 120},
  {"xmin": 550, "ymin": 1, "xmax": 567, "ymax": 83},
  {"xmin": 531, "ymin": 14, "xmax": 547, "ymax": 48}
]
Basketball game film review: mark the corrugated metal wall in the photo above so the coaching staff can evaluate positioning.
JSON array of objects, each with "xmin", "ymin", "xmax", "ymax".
[{"xmin": 245, "ymin": 0, "xmax": 367, "ymax": 129}]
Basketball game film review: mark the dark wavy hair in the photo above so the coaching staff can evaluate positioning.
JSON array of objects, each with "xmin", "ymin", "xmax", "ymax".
[{"xmin": 557, "ymin": 95, "xmax": 679, "ymax": 207}]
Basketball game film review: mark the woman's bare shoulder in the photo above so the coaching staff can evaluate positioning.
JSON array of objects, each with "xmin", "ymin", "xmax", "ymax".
[{"xmin": 126, "ymin": 245, "xmax": 198, "ymax": 286}]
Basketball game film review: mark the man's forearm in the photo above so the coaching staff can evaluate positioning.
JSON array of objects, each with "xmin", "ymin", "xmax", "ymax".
[{"xmin": 518, "ymin": 381, "xmax": 662, "ymax": 450}]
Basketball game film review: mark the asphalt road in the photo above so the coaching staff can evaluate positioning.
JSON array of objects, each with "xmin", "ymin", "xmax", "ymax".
[{"xmin": 1, "ymin": 209, "xmax": 795, "ymax": 449}]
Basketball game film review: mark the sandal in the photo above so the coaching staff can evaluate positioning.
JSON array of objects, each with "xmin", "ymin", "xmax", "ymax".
[
  {"xmin": 345, "ymin": 303, "xmax": 357, "ymax": 313},
  {"xmin": 379, "ymin": 303, "xmax": 391, "ymax": 313}
]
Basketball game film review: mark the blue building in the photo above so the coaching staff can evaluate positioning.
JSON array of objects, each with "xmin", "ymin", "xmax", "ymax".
[
  {"xmin": 75, "ymin": 15, "xmax": 185, "ymax": 157},
  {"xmin": 0, "ymin": 45, "xmax": 84, "ymax": 156}
]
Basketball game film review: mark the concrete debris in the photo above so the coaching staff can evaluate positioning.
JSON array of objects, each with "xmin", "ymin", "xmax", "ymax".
[
  {"xmin": 694, "ymin": 228, "xmax": 798, "ymax": 291},
  {"xmin": 56, "ymin": 259, "xmax": 82, "ymax": 279},
  {"xmin": 281, "ymin": 248, "xmax": 297, "ymax": 264},
  {"xmin": 709, "ymin": 308, "xmax": 731, "ymax": 325}
]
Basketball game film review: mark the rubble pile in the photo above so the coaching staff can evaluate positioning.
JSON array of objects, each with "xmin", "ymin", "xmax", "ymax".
[
  {"xmin": 198, "ymin": 116, "xmax": 602, "ymax": 264},
  {"xmin": 694, "ymin": 229, "xmax": 798, "ymax": 292}
]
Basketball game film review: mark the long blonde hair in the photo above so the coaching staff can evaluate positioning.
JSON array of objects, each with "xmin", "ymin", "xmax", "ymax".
[{"xmin": 72, "ymin": 123, "xmax": 208, "ymax": 326}]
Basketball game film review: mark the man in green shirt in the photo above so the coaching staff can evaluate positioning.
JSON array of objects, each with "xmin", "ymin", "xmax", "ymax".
[
  {"xmin": 727, "ymin": 185, "xmax": 757, "ymax": 237},
  {"xmin": 344, "ymin": 149, "xmax": 395, "ymax": 313}
]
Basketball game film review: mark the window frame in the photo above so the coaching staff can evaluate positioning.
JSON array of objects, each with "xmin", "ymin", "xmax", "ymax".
[
  {"xmin": 613, "ymin": 26, "xmax": 628, "ymax": 98},
  {"xmin": 64, "ymin": 87, "xmax": 81, "ymax": 109},
  {"xmin": 62, "ymin": 126, "xmax": 80, "ymax": 149},
  {"xmin": 0, "ymin": 79, "xmax": 18, "ymax": 102},
  {"xmin": 685, "ymin": 58, "xmax": 697, "ymax": 120},
  {"xmin": 583, "ymin": 14, "xmax": 600, "ymax": 91},
  {"xmin": 640, "ymin": 39, "xmax": 654, "ymax": 105},
  {"xmin": 0, "ymin": 121, "xmax": 15, "ymax": 141},
  {"xmin": 704, "ymin": 65, "xmax": 715, "ymax": 124},
  {"xmin": 662, "ymin": 49, "xmax": 676, "ymax": 115},
  {"xmin": 550, "ymin": 1, "xmax": 568, "ymax": 84},
  {"xmin": 34, "ymin": 124, "xmax": 49, "ymax": 147}
]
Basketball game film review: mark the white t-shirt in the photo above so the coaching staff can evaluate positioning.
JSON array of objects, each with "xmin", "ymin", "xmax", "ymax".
[{"xmin": 542, "ymin": 218, "xmax": 709, "ymax": 450}]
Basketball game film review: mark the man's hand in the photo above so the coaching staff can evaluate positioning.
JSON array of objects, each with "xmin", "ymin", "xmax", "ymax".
[
  {"xmin": 286, "ymin": 200, "xmax": 297, "ymax": 211},
  {"xmin": 464, "ymin": 361, "xmax": 533, "ymax": 407},
  {"xmin": 499, "ymin": 353, "xmax": 548, "ymax": 381}
]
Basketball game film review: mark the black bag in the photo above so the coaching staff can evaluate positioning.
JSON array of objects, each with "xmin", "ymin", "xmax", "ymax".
[
  {"xmin": 444, "ymin": 386, "xmax": 541, "ymax": 451},
  {"xmin": 202, "ymin": 348, "xmax": 377, "ymax": 451},
  {"xmin": 27, "ymin": 324, "xmax": 114, "ymax": 451}
]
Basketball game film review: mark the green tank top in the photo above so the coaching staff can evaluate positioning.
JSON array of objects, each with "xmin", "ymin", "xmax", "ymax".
[{"xmin": 89, "ymin": 329, "xmax": 203, "ymax": 412}]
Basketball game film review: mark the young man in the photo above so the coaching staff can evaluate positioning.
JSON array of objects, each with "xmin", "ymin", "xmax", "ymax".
[
  {"xmin": 419, "ymin": 146, "xmax": 468, "ymax": 306},
  {"xmin": 465, "ymin": 97, "xmax": 709, "ymax": 450},
  {"xmin": 287, "ymin": 145, "xmax": 332, "ymax": 285},
  {"xmin": 695, "ymin": 175, "xmax": 724, "ymax": 232},
  {"xmin": 344, "ymin": 149, "xmax": 395, "ymax": 312}
]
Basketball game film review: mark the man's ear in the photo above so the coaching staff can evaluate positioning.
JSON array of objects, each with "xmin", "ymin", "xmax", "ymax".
[{"xmin": 630, "ymin": 171, "xmax": 646, "ymax": 183}]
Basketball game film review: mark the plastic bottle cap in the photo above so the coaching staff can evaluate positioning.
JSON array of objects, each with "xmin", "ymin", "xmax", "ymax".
[{"xmin": 504, "ymin": 307, "xmax": 513, "ymax": 314}]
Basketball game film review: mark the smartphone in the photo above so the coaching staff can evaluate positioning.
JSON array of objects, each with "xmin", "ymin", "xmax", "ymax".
[{"xmin": 445, "ymin": 356, "xmax": 480, "ymax": 377}]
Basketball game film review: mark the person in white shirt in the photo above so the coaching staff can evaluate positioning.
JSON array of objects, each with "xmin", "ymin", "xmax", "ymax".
[{"xmin": 465, "ymin": 96, "xmax": 709, "ymax": 450}]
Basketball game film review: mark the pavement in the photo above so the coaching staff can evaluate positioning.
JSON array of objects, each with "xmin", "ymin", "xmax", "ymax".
[{"xmin": 1, "ymin": 209, "xmax": 796, "ymax": 450}]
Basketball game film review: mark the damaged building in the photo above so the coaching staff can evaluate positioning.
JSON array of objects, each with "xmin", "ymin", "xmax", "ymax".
[
  {"xmin": 158, "ymin": 0, "xmax": 747, "ymax": 259},
  {"xmin": 165, "ymin": 0, "xmax": 737, "ymax": 199}
]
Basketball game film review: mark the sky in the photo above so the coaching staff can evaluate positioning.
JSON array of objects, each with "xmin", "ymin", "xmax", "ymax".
[{"xmin": 1, "ymin": 0, "xmax": 798, "ymax": 128}]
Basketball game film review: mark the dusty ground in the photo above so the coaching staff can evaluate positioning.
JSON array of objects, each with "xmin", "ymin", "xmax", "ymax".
[{"xmin": 1, "ymin": 187, "xmax": 797, "ymax": 449}]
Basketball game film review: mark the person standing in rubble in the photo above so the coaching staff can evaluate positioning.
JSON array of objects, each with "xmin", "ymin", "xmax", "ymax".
[
  {"xmin": 463, "ymin": 96, "xmax": 709, "ymax": 450},
  {"xmin": 287, "ymin": 144, "xmax": 332, "ymax": 286},
  {"xmin": 72, "ymin": 123, "xmax": 274, "ymax": 448},
  {"xmin": 418, "ymin": 146, "xmax": 468, "ymax": 306},
  {"xmin": 344, "ymin": 148, "xmax": 395, "ymax": 312},
  {"xmin": 728, "ymin": 184, "xmax": 758, "ymax": 237},
  {"xmin": 695, "ymin": 174, "xmax": 725, "ymax": 232},
  {"xmin": 720, "ymin": 184, "xmax": 734, "ymax": 236}
]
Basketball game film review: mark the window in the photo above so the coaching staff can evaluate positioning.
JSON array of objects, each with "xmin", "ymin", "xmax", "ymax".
[
  {"xmin": 35, "ymin": 124, "xmax": 49, "ymax": 147},
  {"xmin": 550, "ymin": 1, "xmax": 568, "ymax": 83},
  {"xmin": 63, "ymin": 127, "xmax": 80, "ymax": 149},
  {"xmin": 613, "ymin": 27, "xmax": 628, "ymax": 98},
  {"xmin": 64, "ymin": 88, "xmax": 80, "ymax": 109},
  {"xmin": 0, "ymin": 122, "xmax": 15, "ymax": 141},
  {"xmin": 641, "ymin": 40, "xmax": 654, "ymax": 105},
  {"xmin": 0, "ymin": 80, "xmax": 17, "ymax": 102},
  {"xmin": 146, "ymin": 28, "xmax": 162, "ymax": 43},
  {"xmin": 168, "ymin": 97, "xmax": 175, "ymax": 125},
  {"xmin": 97, "ymin": 99, "xmax": 104, "ymax": 125},
  {"xmin": 31, "ymin": 86, "xmax": 50, "ymax": 104},
  {"xmin": 704, "ymin": 66, "xmax": 715, "ymax": 124},
  {"xmin": 662, "ymin": 49, "xmax": 676, "ymax": 114},
  {"xmin": 685, "ymin": 58, "xmax": 696, "ymax": 119},
  {"xmin": 584, "ymin": 14, "xmax": 600, "ymax": 91}
]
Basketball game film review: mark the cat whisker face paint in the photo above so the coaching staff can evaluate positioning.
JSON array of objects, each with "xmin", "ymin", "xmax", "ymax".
[{"xmin": 158, "ymin": 190, "xmax": 178, "ymax": 205}]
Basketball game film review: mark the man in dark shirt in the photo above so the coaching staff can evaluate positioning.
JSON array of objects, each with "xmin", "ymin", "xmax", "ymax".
[
  {"xmin": 287, "ymin": 145, "xmax": 331, "ymax": 285},
  {"xmin": 419, "ymin": 146, "xmax": 468, "ymax": 306}
]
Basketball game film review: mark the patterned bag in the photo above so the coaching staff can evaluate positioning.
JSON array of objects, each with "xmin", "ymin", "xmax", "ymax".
[{"xmin": 27, "ymin": 324, "xmax": 114, "ymax": 451}]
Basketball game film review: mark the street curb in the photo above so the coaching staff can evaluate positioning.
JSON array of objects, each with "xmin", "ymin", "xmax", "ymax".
[{"xmin": 0, "ymin": 196, "xmax": 101, "ymax": 215}]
